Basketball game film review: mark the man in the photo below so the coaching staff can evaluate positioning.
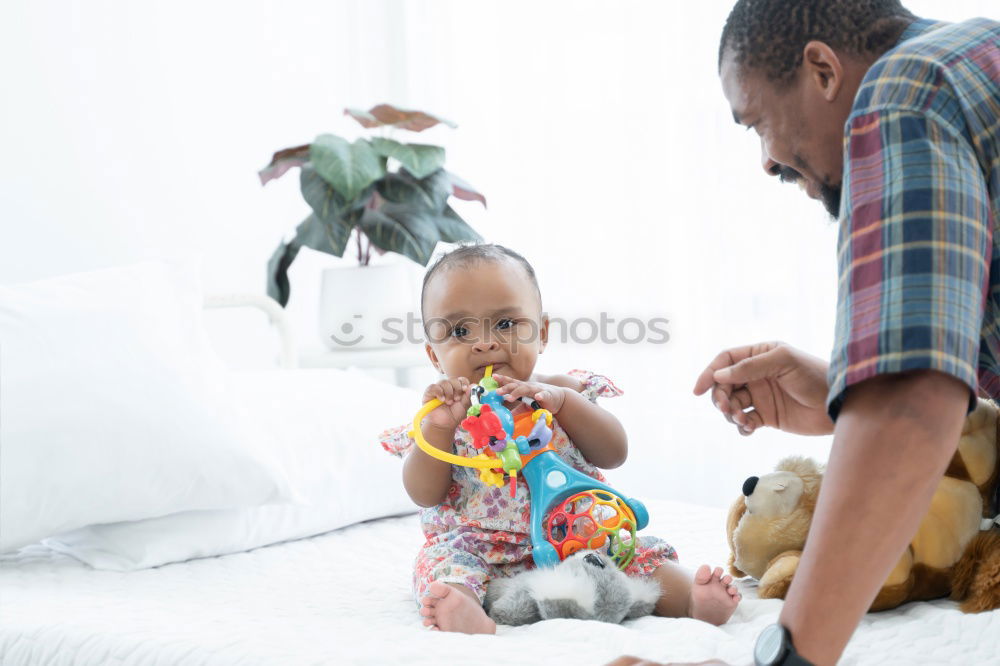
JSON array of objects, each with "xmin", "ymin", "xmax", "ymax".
[{"xmin": 613, "ymin": 2, "xmax": 998, "ymax": 665}]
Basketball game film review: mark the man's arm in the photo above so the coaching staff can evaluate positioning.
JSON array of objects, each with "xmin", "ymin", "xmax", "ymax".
[{"xmin": 782, "ymin": 369, "xmax": 969, "ymax": 666}]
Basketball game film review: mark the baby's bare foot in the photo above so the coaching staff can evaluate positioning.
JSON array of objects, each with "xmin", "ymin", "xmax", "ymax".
[
  {"xmin": 419, "ymin": 582, "xmax": 497, "ymax": 634},
  {"xmin": 688, "ymin": 565, "xmax": 741, "ymax": 625}
]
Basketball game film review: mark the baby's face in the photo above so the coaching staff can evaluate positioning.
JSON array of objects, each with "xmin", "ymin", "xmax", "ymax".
[{"xmin": 422, "ymin": 258, "xmax": 548, "ymax": 384}]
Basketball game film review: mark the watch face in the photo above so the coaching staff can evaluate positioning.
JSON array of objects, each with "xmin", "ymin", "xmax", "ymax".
[{"xmin": 754, "ymin": 624, "xmax": 784, "ymax": 665}]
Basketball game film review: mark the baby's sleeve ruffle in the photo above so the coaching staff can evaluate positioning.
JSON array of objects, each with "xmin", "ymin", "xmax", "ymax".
[
  {"xmin": 567, "ymin": 369, "xmax": 623, "ymax": 403},
  {"xmin": 379, "ymin": 423, "xmax": 415, "ymax": 458}
]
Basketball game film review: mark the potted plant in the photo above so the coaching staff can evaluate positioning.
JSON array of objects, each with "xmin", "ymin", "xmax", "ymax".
[{"xmin": 259, "ymin": 104, "xmax": 485, "ymax": 350}]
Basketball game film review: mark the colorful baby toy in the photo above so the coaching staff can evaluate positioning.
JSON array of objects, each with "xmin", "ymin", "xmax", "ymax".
[{"xmin": 411, "ymin": 366, "xmax": 649, "ymax": 569}]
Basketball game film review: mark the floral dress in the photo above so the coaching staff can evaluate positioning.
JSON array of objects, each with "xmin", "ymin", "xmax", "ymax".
[{"xmin": 379, "ymin": 369, "xmax": 677, "ymax": 605}]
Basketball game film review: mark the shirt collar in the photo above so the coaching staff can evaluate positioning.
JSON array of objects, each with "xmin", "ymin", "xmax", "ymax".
[{"xmin": 896, "ymin": 18, "xmax": 951, "ymax": 46}]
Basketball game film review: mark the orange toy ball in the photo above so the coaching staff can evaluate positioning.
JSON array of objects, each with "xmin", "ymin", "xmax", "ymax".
[{"xmin": 544, "ymin": 490, "xmax": 637, "ymax": 568}]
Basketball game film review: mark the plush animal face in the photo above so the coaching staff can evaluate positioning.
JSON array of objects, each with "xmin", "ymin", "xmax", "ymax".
[
  {"xmin": 726, "ymin": 456, "xmax": 823, "ymax": 580},
  {"xmin": 484, "ymin": 550, "xmax": 660, "ymax": 625}
]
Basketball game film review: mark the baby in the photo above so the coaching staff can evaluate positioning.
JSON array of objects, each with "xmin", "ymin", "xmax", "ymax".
[{"xmin": 379, "ymin": 243, "xmax": 740, "ymax": 633}]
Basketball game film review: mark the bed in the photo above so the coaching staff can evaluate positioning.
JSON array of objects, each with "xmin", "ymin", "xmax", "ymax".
[
  {"xmin": 4, "ymin": 499, "xmax": 999, "ymax": 666},
  {"xmin": 3, "ymin": 263, "xmax": 999, "ymax": 665}
]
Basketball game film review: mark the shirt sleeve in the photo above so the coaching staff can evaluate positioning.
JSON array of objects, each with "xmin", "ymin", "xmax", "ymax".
[
  {"xmin": 379, "ymin": 423, "xmax": 416, "ymax": 458},
  {"xmin": 826, "ymin": 107, "xmax": 991, "ymax": 420},
  {"xmin": 567, "ymin": 369, "xmax": 624, "ymax": 403}
]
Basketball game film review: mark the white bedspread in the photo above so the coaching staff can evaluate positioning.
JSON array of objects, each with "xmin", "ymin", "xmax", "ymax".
[{"xmin": 2, "ymin": 500, "xmax": 998, "ymax": 666}]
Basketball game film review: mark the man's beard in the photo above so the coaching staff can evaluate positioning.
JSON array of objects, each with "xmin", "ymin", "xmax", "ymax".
[
  {"xmin": 778, "ymin": 166, "xmax": 842, "ymax": 219},
  {"xmin": 819, "ymin": 182, "xmax": 841, "ymax": 219}
]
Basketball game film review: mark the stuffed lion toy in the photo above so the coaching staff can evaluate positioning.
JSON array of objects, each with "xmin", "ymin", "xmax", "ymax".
[{"xmin": 726, "ymin": 398, "xmax": 1000, "ymax": 612}]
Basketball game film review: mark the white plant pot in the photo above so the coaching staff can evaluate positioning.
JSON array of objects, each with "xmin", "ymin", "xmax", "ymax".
[{"xmin": 318, "ymin": 264, "xmax": 417, "ymax": 351}]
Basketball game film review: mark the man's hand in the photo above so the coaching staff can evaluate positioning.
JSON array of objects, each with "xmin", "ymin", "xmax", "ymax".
[{"xmin": 693, "ymin": 341, "xmax": 833, "ymax": 436}]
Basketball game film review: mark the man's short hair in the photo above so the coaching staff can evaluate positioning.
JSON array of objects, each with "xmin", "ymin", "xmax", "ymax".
[{"xmin": 719, "ymin": 0, "xmax": 916, "ymax": 85}]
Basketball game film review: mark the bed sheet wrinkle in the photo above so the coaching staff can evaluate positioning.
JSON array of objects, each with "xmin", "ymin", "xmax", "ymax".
[{"xmin": 2, "ymin": 500, "xmax": 999, "ymax": 665}]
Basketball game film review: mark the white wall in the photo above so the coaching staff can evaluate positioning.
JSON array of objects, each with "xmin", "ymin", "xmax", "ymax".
[{"xmin": 2, "ymin": 0, "xmax": 995, "ymax": 508}]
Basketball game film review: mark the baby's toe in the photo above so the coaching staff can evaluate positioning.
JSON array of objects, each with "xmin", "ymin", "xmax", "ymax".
[
  {"xmin": 721, "ymin": 574, "xmax": 733, "ymax": 586},
  {"xmin": 426, "ymin": 581, "xmax": 451, "ymax": 598},
  {"xmin": 694, "ymin": 564, "xmax": 713, "ymax": 585},
  {"xmin": 712, "ymin": 566, "xmax": 723, "ymax": 580}
]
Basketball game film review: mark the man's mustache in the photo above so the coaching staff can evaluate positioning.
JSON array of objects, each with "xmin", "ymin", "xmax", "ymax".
[{"xmin": 777, "ymin": 165, "xmax": 802, "ymax": 184}]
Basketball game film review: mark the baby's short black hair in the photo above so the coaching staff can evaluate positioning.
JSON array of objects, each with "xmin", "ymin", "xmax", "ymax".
[
  {"xmin": 420, "ymin": 243, "xmax": 541, "ymax": 320},
  {"xmin": 719, "ymin": 0, "xmax": 916, "ymax": 86}
]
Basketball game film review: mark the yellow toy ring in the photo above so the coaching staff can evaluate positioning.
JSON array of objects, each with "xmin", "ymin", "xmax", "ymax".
[{"xmin": 411, "ymin": 399, "xmax": 501, "ymax": 470}]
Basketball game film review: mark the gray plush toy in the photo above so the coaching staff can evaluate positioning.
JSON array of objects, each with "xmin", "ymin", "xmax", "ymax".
[{"xmin": 484, "ymin": 550, "xmax": 660, "ymax": 625}]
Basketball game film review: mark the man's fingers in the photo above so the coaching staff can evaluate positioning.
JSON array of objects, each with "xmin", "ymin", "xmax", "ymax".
[
  {"xmin": 693, "ymin": 349, "xmax": 739, "ymax": 395},
  {"xmin": 728, "ymin": 388, "xmax": 753, "ymax": 425},
  {"xmin": 737, "ymin": 408, "xmax": 765, "ymax": 435},
  {"xmin": 711, "ymin": 384, "xmax": 733, "ymax": 415},
  {"xmin": 713, "ymin": 346, "xmax": 784, "ymax": 385},
  {"xmin": 694, "ymin": 344, "xmax": 777, "ymax": 395},
  {"xmin": 729, "ymin": 388, "xmax": 752, "ymax": 411}
]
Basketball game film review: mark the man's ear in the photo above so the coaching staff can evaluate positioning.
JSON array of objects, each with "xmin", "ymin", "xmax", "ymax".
[
  {"xmin": 425, "ymin": 343, "xmax": 442, "ymax": 374},
  {"xmin": 539, "ymin": 315, "xmax": 550, "ymax": 353},
  {"xmin": 801, "ymin": 40, "xmax": 844, "ymax": 102}
]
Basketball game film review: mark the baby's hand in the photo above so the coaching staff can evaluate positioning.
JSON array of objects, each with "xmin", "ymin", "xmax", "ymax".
[
  {"xmin": 421, "ymin": 377, "xmax": 473, "ymax": 433},
  {"xmin": 492, "ymin": 374, "xmax": 567, "ymax": 414}
]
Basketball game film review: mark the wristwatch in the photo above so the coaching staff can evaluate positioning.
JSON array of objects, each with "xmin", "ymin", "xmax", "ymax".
[{"xmin": 754, "ymin": 623, "xmax": 814, "ymax": 666}]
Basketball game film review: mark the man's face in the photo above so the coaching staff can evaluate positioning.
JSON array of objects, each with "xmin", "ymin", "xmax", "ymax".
[{"xmin": 720, "ymin": 50, "xmax": 846, "ymax": 218}]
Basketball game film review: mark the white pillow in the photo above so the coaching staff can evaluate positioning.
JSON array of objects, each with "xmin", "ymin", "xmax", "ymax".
[
  {"xmin": 0, "ymin": 262, "xmax": 292, "ymax": 552},
  {"xmin": 45, "ymin": 368, "xmax": 420, "ymax": 570}
]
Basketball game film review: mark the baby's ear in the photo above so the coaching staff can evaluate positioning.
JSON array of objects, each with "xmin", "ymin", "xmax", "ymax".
[{"xmin": 424, "ymin": 343, "xmax": 441, "ymax": 373}]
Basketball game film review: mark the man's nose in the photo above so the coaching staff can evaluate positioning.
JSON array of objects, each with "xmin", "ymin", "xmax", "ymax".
[{"xmin": 760, "ymin": 140, "xmax": 781, "ymax": 177}]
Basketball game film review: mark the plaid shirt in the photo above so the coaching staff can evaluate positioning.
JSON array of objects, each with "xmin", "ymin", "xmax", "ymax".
[{"xmin": 827, "ymin": 17, "xmax": 1000, "ymax": 419}]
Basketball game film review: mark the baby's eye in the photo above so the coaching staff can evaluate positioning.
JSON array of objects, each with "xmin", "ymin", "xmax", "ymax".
[
  {"xmin": 451, "ymin": 326, "xmax": 469, "ymax": 339},
  {"xmin": 495, "ymin": 318, "xmax": 514, "ymax": 331}
]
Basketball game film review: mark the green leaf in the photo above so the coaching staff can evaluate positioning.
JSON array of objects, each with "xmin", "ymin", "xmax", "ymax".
[
  {"xmin": 435, "ymin": 205, "xmax": 482, "ymax": 244},
  {"xmin": 299, "ymin": 166, "xmax": 356, "ymax": 252},
  {"xmin": 265, "ymin": 213, "xmax": 350, "ymax": 306},
  {"xmin": 310, "ymin": 134, "xmax": 384, "ymax": 203},
  {"xmin": 266, "ymin": 240, "xmax": 300, "ymax": 307},
  {"xmin": 411, "ymin": 169, "xmax": 453, "ymax": 212},
  {"xmin": 377, "ymin": 170, "xmax": 439, "ymax": 211},
  {"xmin": 357, "ymin": 169, "xmax": 481, "ymax": 265},
  {"xmin": 359, "ymin": 205, "xmax": 439, "ymax": 266},
  {"xmin": 370, "ymin": 138, "xmax": 445, "ymax": 179}
]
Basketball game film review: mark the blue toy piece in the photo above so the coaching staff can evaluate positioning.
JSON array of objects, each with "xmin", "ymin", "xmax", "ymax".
[{"xmin": 520, "ymin": 450, "xmax": 648, "ymax": 567}]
